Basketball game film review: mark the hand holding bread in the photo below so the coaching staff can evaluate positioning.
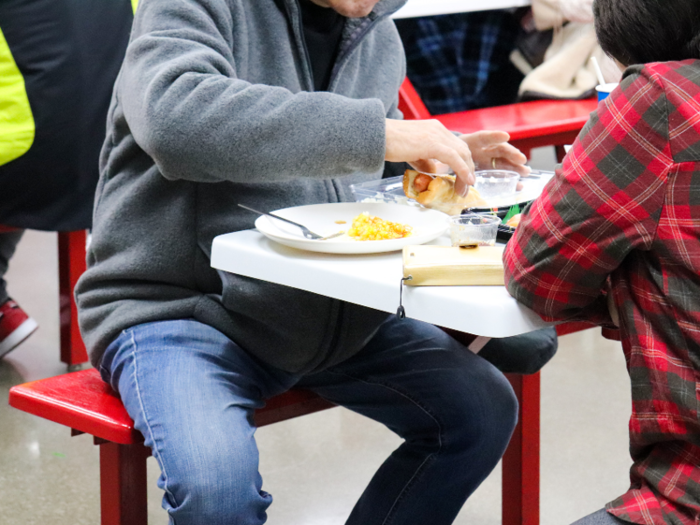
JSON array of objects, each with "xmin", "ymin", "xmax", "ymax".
[
  {"xmin": 385, "ymin": 118, "xmax": 475, "ymax": 196},
  {"xmin": 403, "ymin": 169, "xmax": 487, "ymax": 216}
]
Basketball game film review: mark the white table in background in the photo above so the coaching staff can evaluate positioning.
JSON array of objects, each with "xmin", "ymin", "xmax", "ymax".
[{"xmin": 392, "ymin": 0, "xmax": 531, "ymax": 19}]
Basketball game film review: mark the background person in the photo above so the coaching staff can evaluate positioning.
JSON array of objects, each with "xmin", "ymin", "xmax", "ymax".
[
  {"xmin": 504, "ymin": 0, "xmax": 700, "ymax": 523},
  {"xmin": 0, "ymin": 0, "xmax": 133, "ymax": 357},
  {"xmin": 515, "ymin": 0, "xmax": 621, "ymax": 101},
  {"xmin": 395, "ymin": 10, "xmax": 525, "ymax": 114}
]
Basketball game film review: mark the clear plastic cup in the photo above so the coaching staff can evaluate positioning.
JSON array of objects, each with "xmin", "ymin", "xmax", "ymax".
[
  {"xmin": 449, "ymin": 213, "xmax": 500, "ymax": 248},
  {"xmin": 473, "ymin": 170, "xmax": 520, "ymax": 200}
]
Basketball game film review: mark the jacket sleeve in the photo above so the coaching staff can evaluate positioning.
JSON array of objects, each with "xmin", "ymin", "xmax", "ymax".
[
  {"xmin": 503, "ymin": 65, "xmax": 671, "ymax": 324},
  {"xmin": 117, "ymin": 0, "xmax": 388, "ymax": 183}
]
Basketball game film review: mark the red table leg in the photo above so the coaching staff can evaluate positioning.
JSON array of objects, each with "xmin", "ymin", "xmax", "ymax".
[
  {"xmin": 58, "ymin": 230, "xmax": 89, "ymax": 367},
  {"xmin": 502, "ymin": 372, "xmax": 540, "ymax": 525},
  {"xmin": 99, "ymin": 440, "xmax": 149, "ymax": 525}
]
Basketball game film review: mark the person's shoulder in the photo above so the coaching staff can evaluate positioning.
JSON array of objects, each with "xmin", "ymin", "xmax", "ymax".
[
  {"xmin": 642, "ymin": 60, "xmax": 700, "ymax": 162},
  {"xmin": 631, "ymin": 60, "xmax": 700, "ymax": 95},
  {"xmin": 612, "ymin": 61, "xmax": 696, "ymax": 112}
]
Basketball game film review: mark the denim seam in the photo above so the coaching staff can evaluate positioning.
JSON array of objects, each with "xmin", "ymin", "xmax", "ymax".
[
  {"xmin": 382, "ymin": 454, "xmax": 437, "ymax": 525},
  {"xmin": 321, "ymin": 368, "xmax": 443, "ymax": 525},
  {"xmin": 130, "ymin": 330, "xmax": 180, "ymax": 522}
]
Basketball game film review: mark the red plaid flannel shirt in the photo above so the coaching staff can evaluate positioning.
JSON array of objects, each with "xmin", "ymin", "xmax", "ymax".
[{"xmin": 504, "ymin": 60, "xmax": 700, "ymax": 525}]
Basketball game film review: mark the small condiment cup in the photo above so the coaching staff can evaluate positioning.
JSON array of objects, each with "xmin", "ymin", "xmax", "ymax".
[
  {"xmin": 474, "ymin": 170, "xmax": 520, "ymax": 200},
  {"xmin": 448, "ymin": 213, "xmax": 500, "ymax": 248}
]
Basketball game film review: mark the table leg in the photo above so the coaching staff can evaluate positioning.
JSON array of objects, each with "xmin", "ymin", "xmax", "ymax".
[
  {"xmin": 58, "ymin": 230, "xmax": 89, "ymax": 367},
  {"xmin": 502, "ymin": 372, "xmax": 540, "ymax": 525},
  {"xmin": 555, "ymin": 145, "xmax": 567, "ymax": 163}
]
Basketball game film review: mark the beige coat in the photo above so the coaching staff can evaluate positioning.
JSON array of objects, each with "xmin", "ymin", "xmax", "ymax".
[{"xmin": 517, "ymin": 0, "xmax": 620, "ymax": 99}]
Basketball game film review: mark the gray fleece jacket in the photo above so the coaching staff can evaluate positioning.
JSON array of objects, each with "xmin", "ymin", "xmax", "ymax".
[{"xmin": 75, "ymin": 0, "xmax": 408, "ymax": 373}]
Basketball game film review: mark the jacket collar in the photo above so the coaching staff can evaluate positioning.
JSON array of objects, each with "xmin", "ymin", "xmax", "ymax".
[{"xmin": 282, "ymin": 0, "xmax": 407, "ymax": 20}]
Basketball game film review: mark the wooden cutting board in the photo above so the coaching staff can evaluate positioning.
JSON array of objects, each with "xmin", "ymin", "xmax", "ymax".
[{"xmin": 402, "ymin": 245, "xmax": 505, "ymax": 286}]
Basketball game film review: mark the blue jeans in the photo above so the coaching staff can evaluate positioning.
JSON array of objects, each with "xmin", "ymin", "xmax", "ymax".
[
  {"xmin": 100, "ymin": 317, "xmax": 518, "ymax": 525},
  {"xmin": 571, "ymin": 509, "xmax": 628, "ymax": 524}
]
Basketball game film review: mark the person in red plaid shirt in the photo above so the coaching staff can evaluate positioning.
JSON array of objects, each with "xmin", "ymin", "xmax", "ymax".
[{"xmin": 504, "ymin": 0, "xmax": 700, "ymax": 524}]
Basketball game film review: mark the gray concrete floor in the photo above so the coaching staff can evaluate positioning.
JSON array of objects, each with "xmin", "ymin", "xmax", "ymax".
[{"xmin": 0, "ymin": 149, "xmax": 634, "ymax": 524}]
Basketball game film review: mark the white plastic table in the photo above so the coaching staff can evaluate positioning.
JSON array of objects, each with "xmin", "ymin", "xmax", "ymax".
[
  {"xmin": 210, "ymin": 230, "xmax": 548, "ymax": 340},
  {"xmin": 392, "ymin": 0, "xmax": 531, "ymax": 19}
]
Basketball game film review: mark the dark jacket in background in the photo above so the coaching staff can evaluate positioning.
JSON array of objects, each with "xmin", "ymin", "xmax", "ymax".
[{"xmin": 0, "ymin": 0, "xmax": 133, "ymax": 231}]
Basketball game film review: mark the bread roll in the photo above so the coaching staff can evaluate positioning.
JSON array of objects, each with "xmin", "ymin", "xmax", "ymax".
[{"xmin": 403, "ymin": 169, "xmax": 487, "ymax": 215}]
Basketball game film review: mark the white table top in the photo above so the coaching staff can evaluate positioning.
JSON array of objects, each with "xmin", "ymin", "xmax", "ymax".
[
  {"xmin": 211, "ymin": 230, "xmax": 549, "ymax": 338},
  {"xmin": 392, "ymin": 0, "xmax": 531, "ymax": 19}
]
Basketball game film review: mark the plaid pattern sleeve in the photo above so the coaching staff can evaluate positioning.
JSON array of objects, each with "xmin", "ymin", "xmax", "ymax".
[
  {"xmin": 504, "ymin": 66, "xmax": 671, "ymax": 325},
  {"xmin": 505, "ymin": 60, "xmax": 700, "ymax": 525}
]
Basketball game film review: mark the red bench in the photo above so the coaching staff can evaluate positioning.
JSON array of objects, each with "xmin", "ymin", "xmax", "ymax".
[
  {"xmin": 398, "ymin": 77, "xmax": 598, "ymax": 162},
  {"xmin": 9, "ymin": 363, "xmax": 555, "ymax": 525},
  {"xmin": 9, "ymin": 368, "xmax": 336, "ymax": 525}
]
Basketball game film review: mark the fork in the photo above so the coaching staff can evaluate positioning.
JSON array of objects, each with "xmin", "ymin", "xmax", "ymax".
[{"xmin": 238, "ymin": 204, "xmax": 344, "ymax": 240}]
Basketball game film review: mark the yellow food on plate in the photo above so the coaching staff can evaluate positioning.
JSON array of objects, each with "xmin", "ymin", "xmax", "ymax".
[{"xmin": 347, "ymin": 212, "xmax": 412, "ymax": 241}]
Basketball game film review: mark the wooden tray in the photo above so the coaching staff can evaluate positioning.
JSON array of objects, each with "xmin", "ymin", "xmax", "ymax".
[{"xmin": 402, "ymin": 245, "xmax": 505, "ymax": 286}]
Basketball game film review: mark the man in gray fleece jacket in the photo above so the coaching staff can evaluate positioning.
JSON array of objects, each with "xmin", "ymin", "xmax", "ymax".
[{"xmin": 75, "ymin": 0, "xmax": 540, "ymax": 523}]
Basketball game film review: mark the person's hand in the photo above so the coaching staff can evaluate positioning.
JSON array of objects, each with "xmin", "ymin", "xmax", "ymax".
[
  {"xmin": 459, "ymin": 130, "xmax": 530, "ymax": 178},
  {"xmin": 385, "ymin": 119, "xmax": 475, "ymax": 196}
]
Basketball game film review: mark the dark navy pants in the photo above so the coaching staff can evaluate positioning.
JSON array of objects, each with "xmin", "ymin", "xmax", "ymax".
[{"xmin": 0, "ymin": 230, "xmax": 23, "ymax": 304}]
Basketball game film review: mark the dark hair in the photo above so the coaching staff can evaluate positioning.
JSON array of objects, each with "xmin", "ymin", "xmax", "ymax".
[{"xmin": 593, "ymin": 0, "xmax": 700, "ymax": 66}]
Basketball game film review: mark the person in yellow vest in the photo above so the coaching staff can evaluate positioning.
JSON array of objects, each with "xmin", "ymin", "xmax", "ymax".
[{"xmin": 0, "ymin": 0, "xmax": 134, "ymax": 357}]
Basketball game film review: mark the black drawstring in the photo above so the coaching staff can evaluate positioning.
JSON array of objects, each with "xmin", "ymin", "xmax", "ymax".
[{"xmin": 396, "ymin": 276, "xmax": 413, "ymax": 319}]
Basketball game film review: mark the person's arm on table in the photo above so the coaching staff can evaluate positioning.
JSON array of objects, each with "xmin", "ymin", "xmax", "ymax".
[
  {"xmin": 503, "ymin": 67, "xmax": 671, "ymax": 325},
  {"xmin": 120, "ymin": 0, "xmax": 486, "ymax": 191}
]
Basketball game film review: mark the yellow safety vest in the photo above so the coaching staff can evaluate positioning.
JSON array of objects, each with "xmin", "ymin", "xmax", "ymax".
[{"xmin": 0, "ymin": 27, "xmax": 34, "ymax": 166}]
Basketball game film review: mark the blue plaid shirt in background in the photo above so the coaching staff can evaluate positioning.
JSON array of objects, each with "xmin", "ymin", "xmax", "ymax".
[{"xmin": 395, "ymin": 10, "xmax": 524, "ymax": 114}]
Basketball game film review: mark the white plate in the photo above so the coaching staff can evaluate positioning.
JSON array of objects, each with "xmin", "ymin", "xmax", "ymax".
[{"xmin": 255, "ymin": 202, "xmax": 449, "ymax": 254}]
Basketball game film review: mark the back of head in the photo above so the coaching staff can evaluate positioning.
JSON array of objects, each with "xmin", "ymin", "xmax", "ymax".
[{"xmin": 593, "ymin": 0, "xmax": 700, "ymax": 66}]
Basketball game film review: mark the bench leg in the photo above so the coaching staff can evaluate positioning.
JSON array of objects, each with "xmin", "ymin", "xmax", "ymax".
[
  {"xmin": 555, "ymin": 145, "xmax": 567, "ymax": 163},
  {"xmin": 502, "ymin": 372, "xmax": 540, "ymax": 525},
  {"xmin": 99, "ymin": 441, "xmax": 149, "ymax": 525},
  {"xmin": 58, "ymin": 231, "xmax": 89, "ymax": 367}
]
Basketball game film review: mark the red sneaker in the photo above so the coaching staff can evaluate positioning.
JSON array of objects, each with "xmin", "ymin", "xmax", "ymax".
[{"xmin": 0, "ymin": 299, "xmax": 38, "ymax": 358}]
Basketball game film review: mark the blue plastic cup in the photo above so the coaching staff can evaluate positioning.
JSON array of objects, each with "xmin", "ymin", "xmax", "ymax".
[{"xmin": 595, "ymin": 83, "xmax": 618, "ymax": 102}]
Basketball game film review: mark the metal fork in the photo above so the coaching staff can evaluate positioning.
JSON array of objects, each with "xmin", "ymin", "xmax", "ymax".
[{"xmin": 238, "ymin": 204, "xmax": 345, "ymax": 240}]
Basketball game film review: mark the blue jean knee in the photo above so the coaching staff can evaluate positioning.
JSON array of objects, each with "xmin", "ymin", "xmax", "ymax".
[{"xmin": 100, "ymin": 319, "xmax": 297, "ymax": 525}]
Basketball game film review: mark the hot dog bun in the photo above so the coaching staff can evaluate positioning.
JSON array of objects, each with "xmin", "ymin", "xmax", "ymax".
[{"xmin": 403, "ymin": 169, "xmax": 487, "ymax": 215}]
